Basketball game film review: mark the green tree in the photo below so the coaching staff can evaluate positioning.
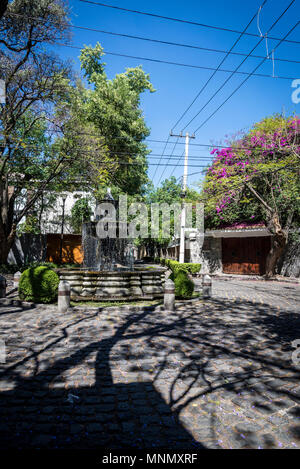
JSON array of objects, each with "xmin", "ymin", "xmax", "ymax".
[
  {"xmin": 0, "ymin": 0, "xmax": 72, "ymax": 263},
  {"xmin": 136, "ymin": 177, "xmax": 200, "ymax": 257},
  {"xmin": 61, "ymin": 43, "xmax": 155, "ymax": 198},
  {"xmin": 0, "ymin": 1, "xmax": 8, "ymax": 20},
  {"xmin": 71, "ymin": 198, "xmax": 92, "ymax": 234}
]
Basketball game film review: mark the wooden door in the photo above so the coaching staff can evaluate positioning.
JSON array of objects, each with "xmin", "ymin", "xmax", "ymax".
[{"xmin": 222, "ymin": 237, "xmax": 271, "ymax": 275}]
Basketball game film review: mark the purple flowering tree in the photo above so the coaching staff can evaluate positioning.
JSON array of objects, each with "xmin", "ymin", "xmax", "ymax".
[{"xmin": 202, "ymin": 115, "xmax": 300, "ymax": 277}]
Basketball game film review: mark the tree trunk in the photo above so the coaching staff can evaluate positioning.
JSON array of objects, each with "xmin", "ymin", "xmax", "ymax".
[
  {"xmin": 265, "ymin": 215, "xmax": 287, "ymax": 278},
  {"xmin": 0, "ymin": 225, "xmax": 15, "ymax": 264},
  {"xmin": 0, "ymin": 1, "xmax": 8, "ymax": 20}
]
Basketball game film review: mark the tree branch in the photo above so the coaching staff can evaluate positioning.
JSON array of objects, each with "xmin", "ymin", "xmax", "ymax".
[{"xmin": 245, "ymin": 182, "xmax": 274, "ymax": 214}]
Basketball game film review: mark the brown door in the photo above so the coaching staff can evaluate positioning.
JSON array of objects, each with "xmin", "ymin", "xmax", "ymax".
[{"xmin": 222, "ymin": 237, "xmax": 271, "ymax": 275}]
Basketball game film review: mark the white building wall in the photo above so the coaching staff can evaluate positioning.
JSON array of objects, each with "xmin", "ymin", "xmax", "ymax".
[{"xmin": 40, "ymin": 191, "xmax": 96, "ymax": 234}]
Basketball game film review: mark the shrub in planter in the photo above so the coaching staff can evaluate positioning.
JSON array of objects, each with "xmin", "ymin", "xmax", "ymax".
[
  {"xmin": 19, "ymin": 266, "xmax": 59, "ymax": 303},
  {"xmin": 185, "ymin": 263, "xmax": 201, "ymax": 275},
  {"xmin": 168, "ymin": 261, "xmax": 201, "ymax": 275},
  {"xmin": 171, "ymin": 269, "xmax": 194, "ymax": 299},
  {"xmin": 20, "ymin": 261, "xmax": 58, "ymax": 272}
]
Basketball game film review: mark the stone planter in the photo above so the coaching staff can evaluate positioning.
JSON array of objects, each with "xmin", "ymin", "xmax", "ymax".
[{"xmin": 58, "ymin": 269, "xmax": 165, "ymax": 301}]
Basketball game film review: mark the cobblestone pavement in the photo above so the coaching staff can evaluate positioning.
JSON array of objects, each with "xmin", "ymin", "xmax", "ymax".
[
  {"xmin": 212, "ymin": 278, "xmax": 300, "ymax": 312},
  {"xmin": 0, "ymin": 279, "xmax": 299, "ymax": 449}
]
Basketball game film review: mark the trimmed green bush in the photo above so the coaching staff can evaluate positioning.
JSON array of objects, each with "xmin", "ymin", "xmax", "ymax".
[
  {"xmin": 19, "ymin": 266, "xmax": 59, "ymax": 303},
  {"xmin": 156, "ymin": 258, "xmax": 201, "ymax": 275},
  {"xmin": 167, "ymin": 260, "xmax": 201, "ymax": 275},
  {"xmin": 187, "ymin": 263, "xmax": 201, "ymax": 275},
  {"xmin": 20, "ymin": 261, "xmax": 58, "ymax": 272},
  {"xmin": 173, "ymin": 269, "xmax": 194, "ymax": 299}
]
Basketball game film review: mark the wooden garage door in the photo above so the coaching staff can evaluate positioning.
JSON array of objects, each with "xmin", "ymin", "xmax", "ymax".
[{"xmin": 222, "ymin": 237, "xmax": 271, "ymax": 275}]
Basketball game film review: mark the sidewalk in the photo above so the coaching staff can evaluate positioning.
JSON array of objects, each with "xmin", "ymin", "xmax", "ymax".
[{"xmin": 210, "ymin": 272, "xmax": 300, "ymax": 285}]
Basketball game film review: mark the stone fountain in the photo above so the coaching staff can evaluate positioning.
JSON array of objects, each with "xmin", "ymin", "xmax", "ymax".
[{"xmin": 59, "ymin": 189, "xmax": 165, "ymax": 301}]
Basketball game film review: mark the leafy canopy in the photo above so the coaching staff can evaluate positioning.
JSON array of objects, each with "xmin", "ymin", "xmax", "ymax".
[{"xmin": 202, "ymin": 115, "xmax": 300, "ymax": 231}]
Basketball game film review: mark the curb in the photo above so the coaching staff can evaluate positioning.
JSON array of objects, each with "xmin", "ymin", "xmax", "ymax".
[
  {"xmin": 69, "ymin": 297, "xmax": 202, "ymax": 314},
  {"xmin": 0, "ymin": 297, "xmax": 35, "ymax": 309},
  {"xmin": 0, "ymin": 297, "xmax": 202, "ymax": 314},
  {"xmin": 69, "ymin": 304, "xmax": 159, "ymax": 314},
  {"xmin": 210, "ymin": 274, "xmax": 300, "ymax": 285}
]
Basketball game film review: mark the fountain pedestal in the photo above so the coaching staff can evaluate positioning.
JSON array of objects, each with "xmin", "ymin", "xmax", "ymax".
[{"xmin": 58, "ymin": 269, "xmax": 165, "ymax": 301}]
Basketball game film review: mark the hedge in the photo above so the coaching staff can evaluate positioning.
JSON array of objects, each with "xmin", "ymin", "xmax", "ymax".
[
  {"xmin": 170, "ymin": 269, "xmax": 194, "ymax": 299},
  {"xmin": 156, "ymin": 258, "xmax": 201, "ymax": 275},
  {"xmin": 19, "ymin": 266, "xmax": 59, "ymax": 304}
]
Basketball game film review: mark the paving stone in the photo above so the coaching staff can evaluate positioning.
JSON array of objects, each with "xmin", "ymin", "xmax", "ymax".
[
  {"xmin": 86, "ymin": 423, "xmax": 104, "ymax": 433},
  {"xmin": 1, "ymin": 278, "xmax": 300, "ymax": 449}
]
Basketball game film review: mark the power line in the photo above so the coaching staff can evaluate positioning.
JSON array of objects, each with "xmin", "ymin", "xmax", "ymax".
[
  {"xmin": 79, "ymin": 0, "xmax": 300, "ymax": 45},
  {"xmin": 152, "ymin": 0, "xmax": 259, "ymax": 187},
  {"xmin": 8, "ymin": 12, "xmax": 300, "ymax": 65},
  {"xmin": 3, "ymin": 133, "xmax": 297, "ymax": 155},
  {"xmin": 182, "ymin": 0, "xmax": 296, "ymax": 132},
  {"xmin": 151, "ymin": 135, "xmax": 171, "ymax": 181},
  {"xmin": 158, "ymin": 0, "xmax": 268, "ymax": 185},
  {"xmin": 54, "ymin": 41, "xmax": 299, "ymax": 81},
  {"xmin": 193, "ymin": 20, "xmax": 300, "ymax": 134},
  {"xmin": 156, "ymin": 136, "xmax": 180, "ymax": 186},
  {"xmin": 0, "ymin": 141, "xmax": 213, "ymax": 159},
  {"xmin": 172, "ymin": 0, "xmax": 269, "ymax": 132},
  {"xmin": 176, "ymin": 169, "xmax": 206, "ymax": 181}
]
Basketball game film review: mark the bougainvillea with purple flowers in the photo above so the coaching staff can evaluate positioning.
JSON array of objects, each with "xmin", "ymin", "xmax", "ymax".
[{"xmin": 202, "ymin": 114, "xmax": 300, "ymax": 276}]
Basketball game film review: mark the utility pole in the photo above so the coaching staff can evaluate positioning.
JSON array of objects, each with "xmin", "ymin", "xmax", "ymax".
[{"xmin": 170, "ymin": 131, "xmax": 195, "ymax": 263}]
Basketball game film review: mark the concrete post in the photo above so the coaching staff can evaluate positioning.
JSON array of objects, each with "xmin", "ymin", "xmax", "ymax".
[
  {"xmin": 0, "ymin": 275, "xmax": 6, "ymax": 298},
  {"xmin": 202, "ymin": 274, "xmax": 212, "ymax": 299},
  {"xmin": 13, "ymin": 271, "xmax": 21, "ymax": 289},
  {"xmin": 58, "ymin": 280, "xmax": 70, "ymax": 313},
  {"xmin": 164, "ymin": 278, "xmax": 175, "ymax": 311}
]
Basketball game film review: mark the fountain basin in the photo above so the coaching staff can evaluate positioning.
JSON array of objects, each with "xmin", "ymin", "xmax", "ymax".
[{"xmin": 58, "ymin": 269, "xmax": 165, "ymax": 301}]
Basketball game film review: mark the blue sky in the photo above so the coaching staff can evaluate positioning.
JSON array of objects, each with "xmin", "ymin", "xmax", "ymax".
[{"xmin": 55, "ymin": 0, "xmax": 300, "ymax": 188}]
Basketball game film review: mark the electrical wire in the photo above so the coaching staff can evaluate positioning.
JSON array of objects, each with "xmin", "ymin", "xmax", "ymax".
[
  {"xmin": 182, "ymin": 0, "xmax": 296, "ymax": 132},
  {"xmin": 79, "ymin": 0, "xmax": 300, "ymax": 45},
  {"xmin": 193, "ymin": 20, "xmax": 300, "ymax": 134},
  {"xmin": 158, "ymin": 0, "xmax": 268, "ymax": 186},
  {"xmin": 172, "ymin": 0, "xmax": 269, "ymax": 132},
  {"xmin": 53, "ymin": 41, "xmax": 299, "ymax": 80},
  {"xmin": 7, "ymin": 12, "xmax": 300, "ymax": 65}
]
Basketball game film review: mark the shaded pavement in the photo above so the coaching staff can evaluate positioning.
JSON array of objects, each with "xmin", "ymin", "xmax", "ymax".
[{"xmin": 0, "ymin": 278, "xmax": 299, "ymax": 449}]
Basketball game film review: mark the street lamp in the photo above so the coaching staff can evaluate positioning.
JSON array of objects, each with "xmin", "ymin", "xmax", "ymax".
[{"xmin": 59, "ymin": 194, "xmax": 67, "ymax": 265}]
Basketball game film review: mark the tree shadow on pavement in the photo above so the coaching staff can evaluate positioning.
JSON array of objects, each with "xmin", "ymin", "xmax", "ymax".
[
  {"xmin": 0, "ymin": 307, "xmax": 204, "ymax": 449},
  {"xmin": 0, "ymin": 294, "xmax": 300, "ymax": 449}
]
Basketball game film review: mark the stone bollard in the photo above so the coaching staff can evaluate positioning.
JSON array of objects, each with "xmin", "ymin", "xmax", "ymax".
[
  {"xmin": 164, "ymin": 278, "xmax": 175, "ymax": 311},
  {"xmin": 202, "ymin": 274, "xmax": 212, "ymax": 299},
  {"xmin": 0, "ymin": 275, "xmax": 6, "ymax": 298},
  {"xmin": 13, "ymin": 271, "xmax": 21, "ymax": 289},
  {"xmin": 58, "ymin": 280, "xmax": 70, "ymax": 313}
]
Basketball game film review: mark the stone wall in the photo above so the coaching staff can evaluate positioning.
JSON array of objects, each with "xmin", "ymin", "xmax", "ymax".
[
  {"xmin": 199, "ymin": 237, "xmax": 222, "ymax": 274},
  {"xmin": 8, "ymin": 234, "xmax": 47, "ymax": 265},
  {"xmin": 278, "ymin": 240, "xmax": 300, "ymax": 278},
  {"xmin": 58, "ymin": 269, "xmax": 165, "ymax": 300}
]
